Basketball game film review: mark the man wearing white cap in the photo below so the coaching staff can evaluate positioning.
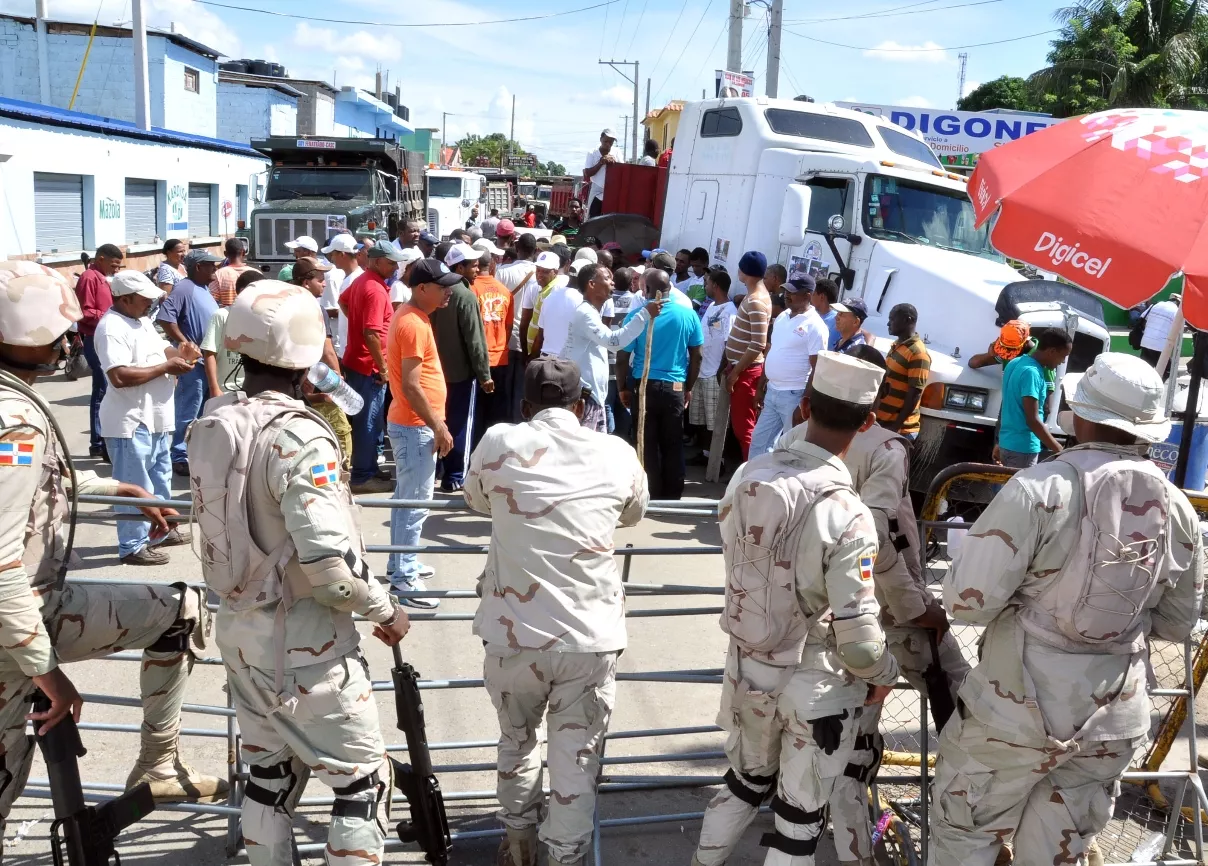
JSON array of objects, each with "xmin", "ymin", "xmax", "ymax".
[
  {"xmin": 583, "ymin": 129, "xmax": 618, "ymax": 218},
  {"xmin": 320, "ymin": 234, "xmax": 361, "ymax": 355},
  {"xmin": 929, "ymin": 352, "xmax": 1204, "ymax": 866},
  {"xmin": 693, "ymin": 351, "xmax": 900, "ymax": 866},
  {"xmin": 389, "ymin": 246, "xmax": 424, "ymax": 310},
  {"xmin": 279, "ymin": 235, "xmax": 319, "ymax": 283}
]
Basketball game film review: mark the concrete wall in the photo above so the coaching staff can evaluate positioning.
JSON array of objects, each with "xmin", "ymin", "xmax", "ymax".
[
  {"xmin": 0, "ymin": 115, "xmax": 266, "ymax": 259},
  {"xmin": 160, "ymin": 40, "xmax": 216, "ymax": 137},
  {"xmin": 295, "ymin": 83, "xmax": 336, "ymax": 137},
  {"xmin": 218, "ymin": 82, "xmax": 298, "ymax": 142},
  {"xmin": 0, "ymin": 17, "xmax": 41, "ymax": 102}
]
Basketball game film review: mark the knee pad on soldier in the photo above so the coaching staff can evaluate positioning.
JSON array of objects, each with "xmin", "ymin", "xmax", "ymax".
[
  {"xmin": 331, "ymin": 770, "xmax": 385, "ymax": 823},
  {"xmin": 760, "ymin": 796, "xmax": 828, "ymax": 857}
]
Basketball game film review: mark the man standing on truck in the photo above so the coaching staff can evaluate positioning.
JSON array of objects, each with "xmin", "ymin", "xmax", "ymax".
[
  {"xmin": 875, "ymin": 304, "xmax": 929, "ymax": 441},
  {"xmin": 584, "ymin": 129, "xmax": 619, "ymax": 218},
  {"xmin": 725, "ymin": 251, "xmax": 772, "ymax": 460},
  {"xmin": 929, "ymin": 352, "xmax": 1203, "ymax": 866}
]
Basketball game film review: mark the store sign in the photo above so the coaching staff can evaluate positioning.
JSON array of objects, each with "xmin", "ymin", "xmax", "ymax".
[
  {"xmin": 167, "ymin": 184, "xmax": 188, "ymax": 231},
  {"xmin": 98, "ymin": 197, "xmax": 121, "ymax": 220},
  {"xmin": 836, "ymin": 102, "xmax": 1062, "ymax": 160},
  {"xmin": 716, "ymin": 69, "xmax": 755, "ymax": 98}
]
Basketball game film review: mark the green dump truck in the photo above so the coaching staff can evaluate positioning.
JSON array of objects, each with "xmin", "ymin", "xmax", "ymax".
[{"xmin": 244, "ymin": 137, "xmax": 426, "ymax": 276}]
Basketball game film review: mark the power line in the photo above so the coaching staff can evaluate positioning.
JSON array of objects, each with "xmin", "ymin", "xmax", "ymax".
[
  {"xmin": 646, "ymin": 0, "xmax": 694, "ymax": 82},
  {"xmin": 624, "ymin": 0, "xmax": 651, "ymax": 57},
  {"xmin": 788, "ymin": 0, "xmax": 1002, "ymax": 24},
  {"xmin": 689, "ymin": 19, "xmax": 730, "ymax": 94},
  {"xmin": 193, "ymin": 0, "xmax": 621, "ymax": 27},
  {"xmin": 784, "ymin": 0, "xmax": 940, "ymax": 23},
  {"xmin": 652, "ymin": 0, "xmax": 718, "ymax": 102},
  {"xmin": 781, "ymin": 26, "xmax": 1059, "ymax": 51},
  {"xmin": 611, "ymin": 0, "xmax": 632, "ymax": 56}
]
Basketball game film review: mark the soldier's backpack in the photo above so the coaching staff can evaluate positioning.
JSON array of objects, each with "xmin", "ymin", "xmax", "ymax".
[
  {"xmin": 186, "ymin": 393, "xmax": 317, "ymax": 611},
  {"xmin": 1018, "ymin": 448, "xmax": 1175, "ymax": 653},
  {"xmin": 720, "ymin": 443, "xmax": 852, "ymax": 663}
]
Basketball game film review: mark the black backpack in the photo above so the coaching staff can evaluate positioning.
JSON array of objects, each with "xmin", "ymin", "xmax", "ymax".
[{"xmin": 1128, "ymin": 304, "xmax": 1150, "ymax": 351}]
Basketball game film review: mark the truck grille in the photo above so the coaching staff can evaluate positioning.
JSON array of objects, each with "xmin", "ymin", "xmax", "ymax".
[
  {"xmin": 254, "ymin": 214, "xmax": 334, "ymax": 259},
  {"xmin": 426, "ymin": 208, "xmax": 439, "ymax": 240}
]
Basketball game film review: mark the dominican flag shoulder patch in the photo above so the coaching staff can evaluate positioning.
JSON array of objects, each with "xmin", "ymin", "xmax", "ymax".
[
  {"xmin": 859, "ymin": 554, "xmax": 875, "ymax": 582},
  {"xmin": 0, "ymin": 442, "xmax": 34, "ymax": 466},
  {"xmin": 310, "ymin": 461, "xmax": 338, "ymax": 487}
]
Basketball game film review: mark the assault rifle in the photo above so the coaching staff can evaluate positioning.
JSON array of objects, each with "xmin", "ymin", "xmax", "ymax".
[
  {"xmin": 922, "ymin": 630, "xmax": 957, "ymax": 731},
  {"xmin": 31, "ymin": 690, "xmax": 156, "ymax": 866},
  {"xmin": 388, "ymin": 645, "xmax": 451, "ymax": 865}
]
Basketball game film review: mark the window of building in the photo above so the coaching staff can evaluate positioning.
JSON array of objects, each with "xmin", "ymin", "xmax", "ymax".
[{"xmin": 184, "ymin": 67, "xmax": 200, "ymax": 93}]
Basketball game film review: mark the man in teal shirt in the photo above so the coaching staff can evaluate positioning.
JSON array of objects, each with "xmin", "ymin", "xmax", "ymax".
[
  {"xmin": 996, "ymin": 329, "xmax": 1073, "ymax": 468},
  {"xmin": 616, "ymin": 269, "xmax": 703, "ymax": 500}
]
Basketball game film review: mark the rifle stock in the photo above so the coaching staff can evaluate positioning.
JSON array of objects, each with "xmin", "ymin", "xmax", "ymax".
[
  {"xmin": 389, "ymin": 645, "xmax": 451, "ymax": 866},
  {"xmin": 31, "ymin": 690, "xmax": 156, "ymax": 866},
  {"xmin": 923, "ymin": 630, "xmax": 957, "ymax": 732}
]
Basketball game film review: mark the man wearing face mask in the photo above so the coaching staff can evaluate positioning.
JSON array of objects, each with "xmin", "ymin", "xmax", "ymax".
[{"xmin": 0, "ymin": 261, "xmax": 224, "ymax": 842}]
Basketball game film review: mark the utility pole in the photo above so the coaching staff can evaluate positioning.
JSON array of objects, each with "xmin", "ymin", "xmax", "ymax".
[
  {"xmin": 645, "ymin": 77, "xmax": 651, "ymax": 142},
  {"xmin": 35, "ymin": 0, "xmax": 50, "ymax": 105},
  {"xmin": 622, "ymin": 116, "xmax": 629, "ymax": 161},
  {"xmin": 727, "ymin": 0, "xmax": 744, "ymax": 72},
  {"xmin": 957, "ymin": 52, "xmax": 969, "ymax": 106},
  {"xmin": 442, "ymin": 111, "xmax": 450, "ymax": 158},
  {"xmin": 765, "ymin": 0, "xmax": 783, "ymax": 98},
  {"xmin": 505, "ymin": 94, "xmax": 515, "ymax": 171},
  {"xmin": 599, "ymin": 59, "xmax": 639, "ymax": 163}
]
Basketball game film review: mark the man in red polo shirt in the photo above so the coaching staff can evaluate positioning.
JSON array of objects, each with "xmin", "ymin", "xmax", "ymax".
[
  {"xmin": 76, "ymin": 243, "xmax": 124, "ymax": 459},
  {"xmin": 339, "ymin": 240, "xmax": 406, "ymax": 493}
]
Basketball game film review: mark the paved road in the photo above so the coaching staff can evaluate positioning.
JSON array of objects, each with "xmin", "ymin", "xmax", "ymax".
[{"xmin": 4, "ymin": 371, "xmax": 1205, "ymax": 865}]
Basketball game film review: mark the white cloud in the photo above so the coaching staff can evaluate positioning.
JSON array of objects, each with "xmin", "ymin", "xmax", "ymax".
[
  {"xmin": 863, "ymin": 41, "xmax": 950, "ymax": 63},
  {"xmin": 292, "ymin": 22, "xmax": 401, "ymax": 62},
  {"xmin": 961, "ymin": 79, "xmax": 981, "ymax": 98},
  {"xmin": 897, "ymin": 95, "xmax": 934, "ymax": 108}
]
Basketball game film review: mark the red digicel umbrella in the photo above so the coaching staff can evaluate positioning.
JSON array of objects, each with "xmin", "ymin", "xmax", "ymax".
[{"xmin": 970, "ymin": 108, "xmax": 1208, "ymax": 328}]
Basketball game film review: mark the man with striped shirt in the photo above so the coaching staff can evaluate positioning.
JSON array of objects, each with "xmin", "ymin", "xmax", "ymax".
[
  {"xmin": 875, "ymin": 303, "xmax": 930, "ymax": 440},
  {"xmin": 724, "ymin": 251, "xmax": 772, "ymax": 459}
]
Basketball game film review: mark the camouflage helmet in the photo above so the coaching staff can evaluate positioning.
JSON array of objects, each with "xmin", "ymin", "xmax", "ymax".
[
  {"xmin": 0, "ymin": 260, "xmax": 82, "ymax": 347},
  {"xmin": 223, "ymin": 280, "xmax": 325, "ymax": 370}
]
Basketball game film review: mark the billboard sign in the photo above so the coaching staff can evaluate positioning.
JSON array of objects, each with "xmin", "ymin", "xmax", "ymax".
[
  {"xmin": 716, "ymin": 70, "xmax": 755, "ymax": 98},
  {"xmin": 836, "ymin": 102, "xmax": 1062, "ymax": 164}
]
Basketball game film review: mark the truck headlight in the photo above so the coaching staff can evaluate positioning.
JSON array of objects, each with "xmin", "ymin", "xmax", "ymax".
[{"xmin": 944, "ymin": 386, "xmax": 988, "ymax": 413}]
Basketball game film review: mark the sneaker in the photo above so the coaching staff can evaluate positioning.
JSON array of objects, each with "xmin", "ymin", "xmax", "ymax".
[
  {"xmin": 172, "ymin": 461, "xmax": 190, "ymax": 477},
  {"xmin": 391, "ymin": 575, "xmax": 439, "ymax": 609},
  {"xmin": 126, "ymin": 754, "xmax": 229, "ymax": 804},
  {"xmin": 120, "ymin": 546, "xmax": 169, "ymax": 566},
  {"xmin": 439, "ymin": 480, "xmax": 464, "ymax": 493},
  {"xmin": 416, "ymin": 562, "xmax": 436, "ymax": 580},
  {"xmin": 152, "ymin": 528, "xmax": 192, "ymax": 548},
  {"xmin": 351, "ymin": 476, "xmax": 394, "ymax": 495}
]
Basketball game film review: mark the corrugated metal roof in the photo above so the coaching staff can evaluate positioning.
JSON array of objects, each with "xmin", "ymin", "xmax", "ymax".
[
  {"xmin": 0, "ymin": 97, "xmax": 265, "ymax": 159},
  {"xmin": 218, "ymin": 70, "xmax": 304, "ymax": 99}
]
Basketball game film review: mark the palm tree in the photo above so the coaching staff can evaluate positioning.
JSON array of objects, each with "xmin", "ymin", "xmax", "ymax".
[{"xmin": 1030, "ymin": 0, "xmax": 1207, "ymax": 114}]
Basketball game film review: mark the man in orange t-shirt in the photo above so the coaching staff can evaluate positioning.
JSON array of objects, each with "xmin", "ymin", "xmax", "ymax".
[
  {"xmin": 386, "ymin": 258, "xmax": 459, "ymax": 606},
  {"xmin": 469, "ymin": 240, "xmax": 514, "ymax": 445}
]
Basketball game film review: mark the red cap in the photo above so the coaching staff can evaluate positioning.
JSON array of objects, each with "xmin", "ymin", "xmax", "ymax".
[{"xmin": 496, "ymin": 219, "xmax": 516, "ymax": 238}]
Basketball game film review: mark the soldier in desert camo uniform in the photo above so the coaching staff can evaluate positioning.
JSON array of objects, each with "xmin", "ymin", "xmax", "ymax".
[
  {"xmin": 929, "ymin": 352, "xmax": 1204, "ymax": 866},
  {"xmin": 187, "ymin": 281, "xmax": 410, "ymax": 866},
  {"xmin": 464, "ymin": 357, "xmax": 649, "ymax": 866},
  {"xmin": 0, "ymin": 261, "xmax": 224, "ymax": 853}
]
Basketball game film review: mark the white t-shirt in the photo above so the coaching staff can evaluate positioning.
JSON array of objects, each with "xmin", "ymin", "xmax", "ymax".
[
  {"xmin": 537, "ymin": 285, "xmax": 583, "ymax": 357},
  {"xmin": 764, "ymin": 308, "xmax": 830, "ymax": 391},
  {"xmin": 1141, "ymin": 299, "xmax": 1180, "ymax": 352},
  {"xmin": 319, "ymin": 266, "xmax": 346, "ymax": 353},
  {"xmin": 94, "ymin": 308, "xmax": 176, "ymax": 438},
  {"xmin": 700, "ymin": 300, "xmax": 737, "ymax": 378},
  {"xmin": 334, "ymin": 266, "xmax": 362, "ymax": 354},
  {"xmin": 585, "ymin": 148, "xmax": 609, "ymax": 206},
  {"xmin": 389, "ymin": 280, "xmax": 412, "ymax": 306},
  {"xmin": 638, "ymin": 155, "xmax": 657, "ymax": 166},
  {"xmin": 498, "ymin": 260, "xmax": 539, "ymax": 352}
]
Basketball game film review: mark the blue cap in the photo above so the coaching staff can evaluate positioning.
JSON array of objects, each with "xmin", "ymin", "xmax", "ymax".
[
  {"xmin": 641, "ymin": 247, "xmax": 667, "ymax": 259},
  {"xmin": 738, "ymin": 250, "xmax": 767, "ymax": 278},
  {"xmin": 419, "ymin": 230, "xmax": 440, "ymax": 245}
]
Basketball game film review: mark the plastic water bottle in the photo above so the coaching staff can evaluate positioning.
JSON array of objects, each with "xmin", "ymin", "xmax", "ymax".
[
  {"xmin": 307, "ymin": 362, "xmax": 364, "ymax": 415},
  {"xmin": 1131, "ymin": 830, "xmax": 1166, "ymax": 862}
]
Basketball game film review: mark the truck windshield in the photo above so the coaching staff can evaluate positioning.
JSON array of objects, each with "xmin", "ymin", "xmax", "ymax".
[
  {"xmin": 862, "ymin": 174, "xmax": 999, "ymax": 259},
  {"xmin": 429, "ymin": 177, "xmax": 463, "ymax": 198},
  {"xmin": 265, "ymin": 167, "xmax": 371, "ymax": 202}
]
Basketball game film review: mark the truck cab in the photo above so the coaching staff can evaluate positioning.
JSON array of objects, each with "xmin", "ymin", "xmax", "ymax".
[
  {"xmin": 659, "ymin": 97, "xmax": 1109, "ymax": 491},
  {"xmin": 426, "ymin": 169, "xmax": 485, "ymax": 240},
  {"xmin": 247, "ymin": 137, "xmax": 424, "ymax": 276}
]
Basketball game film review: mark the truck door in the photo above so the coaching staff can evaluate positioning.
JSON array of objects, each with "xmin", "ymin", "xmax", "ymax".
[
  {"xmin": 799, "ymin": 176, "xmax": 856, "ymax": 289},
  {"xmin": 684, "ymin": 179, "xmax": 719, "ymax": 247}
]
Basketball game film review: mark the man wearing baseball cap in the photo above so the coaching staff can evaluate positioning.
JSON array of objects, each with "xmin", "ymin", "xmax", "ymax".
[
  {"xmin": 418, "ymin": 230, "xmax": 439, "ymax": 258},
  {"xmin": 279, "ymin": 235, "xmax": 320, "ymax": 283},
  {"xmin": 930, "ymin": 352, "xmax": 1203, "ymax": 866},
  {"xmin": 431, "ymin": 244, "xmax": 492, "ymax": 492},
  {"xmin": 583, "ymin": 129, "xmax": 619, "ymax": 218},
  {"xmin": 832, "ymin": 298, "xmax": 869, "ymax": 354},
  {"xmin": 470, "ymin": 239, "xmax": 513, "ymax": 441},
  {"xmin": 386, "ymin": 259, "xmax": 461, "ymax": 606},
  {"xmin": 319, "ymin": 234, "xmax": 362, "ymax": 355},
  {"xmin": 495, "ymin": 218, "xmax": 517, "ymax": 245},
  {"xmin": 340, "ymin": 240, "xmax": 406, "ymax": 492}
]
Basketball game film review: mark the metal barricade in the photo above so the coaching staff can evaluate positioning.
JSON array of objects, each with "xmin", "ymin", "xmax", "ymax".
[{"xmin": 26, "ymin": 483, "xmax": 1206, "ymax": 865}]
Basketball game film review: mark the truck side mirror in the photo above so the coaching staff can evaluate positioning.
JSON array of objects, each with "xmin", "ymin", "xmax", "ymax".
[{"xmin": 778, "ymin": 185, "xmax": 813, "ymax": 248}]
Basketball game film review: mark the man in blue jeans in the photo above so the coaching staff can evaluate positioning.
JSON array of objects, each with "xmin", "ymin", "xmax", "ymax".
[
  {"xmin": 386, "ymin": 259, "xmax": 459, "ymax": 607},
  {"xmin": 157, "ymin": 249, "xmax": 219, "ymax": 476},
  {"xmin": 748, "ymin": 275, "xmax": 830, "ymax": 456},
  {"xmin": 74, "ymin": 243, "xmax": 123, "ymax": 460},
  {"xmin": 96, "ymin": 271, "xmax": 200, "ymax": 564}
]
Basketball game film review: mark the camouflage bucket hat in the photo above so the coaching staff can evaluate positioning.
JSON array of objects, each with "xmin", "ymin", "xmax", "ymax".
[
  {"xmin": 0, "ymin": 260, "xmax": 82, "ymax": 347},
  {"xmin": 223, "ymin": 280, "xmax": 325, "ymax": 370}
]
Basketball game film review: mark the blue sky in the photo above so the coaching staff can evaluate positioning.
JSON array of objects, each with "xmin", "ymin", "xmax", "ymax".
[{"xmin": 3, "ymin": 0, "xmax": 1072, "ymax": 168}]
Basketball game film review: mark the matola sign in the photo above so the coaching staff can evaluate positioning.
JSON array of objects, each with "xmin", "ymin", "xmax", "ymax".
[{"xmin": 836, "ymin": 102, "xmax": 1062, "ymax": 163}]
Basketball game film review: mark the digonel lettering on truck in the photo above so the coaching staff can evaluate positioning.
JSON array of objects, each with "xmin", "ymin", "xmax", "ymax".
[{"xmin": 1034, "ymin": 231, "xmax": 1112, "ymax": 279}]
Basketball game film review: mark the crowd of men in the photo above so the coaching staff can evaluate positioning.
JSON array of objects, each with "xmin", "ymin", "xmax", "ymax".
[{"xmin": 2, "ymin": 191, "xmax": 1202, "ymax": 866}]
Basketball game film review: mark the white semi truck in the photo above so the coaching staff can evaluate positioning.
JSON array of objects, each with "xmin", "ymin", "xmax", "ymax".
[
  {"xmin": 425, "ymin": 168, "xmax": 485, "ymax": 240},
  {"xmin": 657, "ymin": 97, "xmax": 1110, "ymax": 492}
]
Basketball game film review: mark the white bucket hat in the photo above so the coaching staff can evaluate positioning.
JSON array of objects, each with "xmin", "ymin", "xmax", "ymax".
[{"xmin": 1061, "ymin": 352, "xmax": 1172, "ymax": 443}]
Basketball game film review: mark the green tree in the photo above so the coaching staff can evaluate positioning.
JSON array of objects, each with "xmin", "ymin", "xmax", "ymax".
[
  {"xmin": 455, "ymin": 132, "xmax": 528, "ymax": 166},
  {"xmin": 1030, "ymin": 0, "xmax": 1207, "ymax": 115},
  {"xmin": 542, "ymin": 160, "xmax": 567, "ymax": 176},
  {"xmin": 958, "ymin": 76, "xmax": 1044, "ymax": 112}
]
